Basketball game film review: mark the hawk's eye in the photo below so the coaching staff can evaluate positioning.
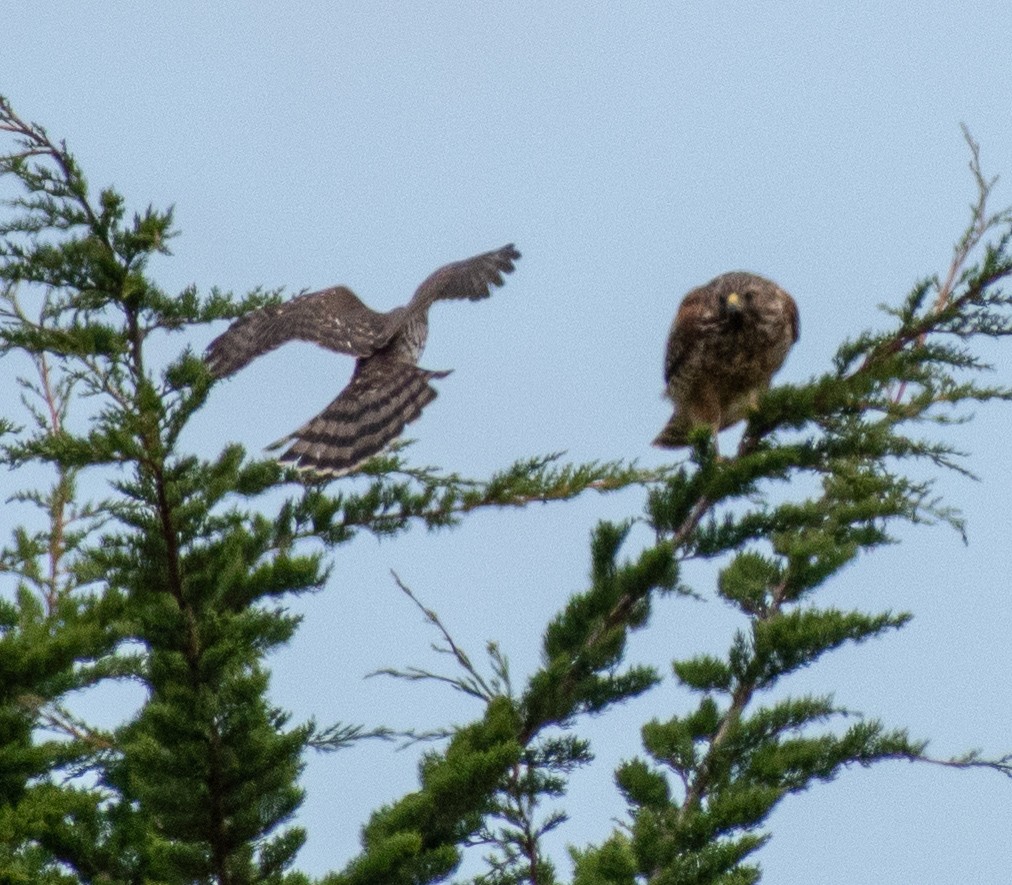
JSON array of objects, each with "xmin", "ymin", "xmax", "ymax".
[{"xmin": 743, "ymin": 289, "xmax": 756, "ymax": 302}]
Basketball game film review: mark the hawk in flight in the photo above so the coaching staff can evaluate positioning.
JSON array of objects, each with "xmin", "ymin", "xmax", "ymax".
[
  {"xmin": 654, "ymin": 271, "xmax": 798, "ymax": 449},
  {"xmin": 206, "ymin": 244, "xmax": 521, "ymax": 476}
]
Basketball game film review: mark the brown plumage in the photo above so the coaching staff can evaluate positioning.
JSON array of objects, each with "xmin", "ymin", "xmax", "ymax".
[
  {"xmin": 654, "ymin": 271, "xmax": 799, "ymax": 449},
  {"xmin": 206, "ymin": 244, "xmax": 520, "ymax": 476}
]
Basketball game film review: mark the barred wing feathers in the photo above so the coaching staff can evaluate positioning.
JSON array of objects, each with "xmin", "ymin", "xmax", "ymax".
[
  {"xmin": 409, "ymin": 243, "xmax": 520, "ymax": 310},
  {"xmin": 205, "ymin": 286, "xmax": 389, "ymax": 379},
  {"xmin": 268, "ymin": 352, "xmax": 452, "ymax": 476}
]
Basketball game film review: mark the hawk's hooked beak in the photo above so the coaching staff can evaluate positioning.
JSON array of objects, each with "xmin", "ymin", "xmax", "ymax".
[{"xmin": 726, "ymin": 291, "xmax": 742, "ymax": 312}]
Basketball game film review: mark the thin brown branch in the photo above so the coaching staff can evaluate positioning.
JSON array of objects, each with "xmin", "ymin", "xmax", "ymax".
[
  {"xmin": 383, "ymin": 571, "xmax": 499, "ymax": 703},
  {"xmin": 35, "ymin": 352, "xmax": 70, "ymax": 610},
  {"xmin": 676, "ymin": 573, "xmax": 791, "ymax": 822},
  {"xmin": 889, "ymin": 127, "xmax": 998, "ymax": 404},
  {"xmin": 0, "ymin": 96, "xmax": 101, "ymax": 229},
  {"xmin": 845, "ymin": 749, "xmax": 1012, "ymax": 779}
]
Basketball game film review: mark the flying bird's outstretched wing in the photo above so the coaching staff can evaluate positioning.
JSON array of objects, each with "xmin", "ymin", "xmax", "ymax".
[
  {"xmin": 408, "ymin": 243, "xmax": 520, "ymax": 310},
  {"xmin": 267, "ymin": 351, "xmax": 451, "ymax": 476},
  {"xmin": 205, "ymin": 286, "xmax": 390, "ymax": 379}
]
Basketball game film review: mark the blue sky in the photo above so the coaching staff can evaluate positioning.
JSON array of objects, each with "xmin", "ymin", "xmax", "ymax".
[{"xmin": 4, "ymin": 3, "xmax": 1012, "ymax": 882}]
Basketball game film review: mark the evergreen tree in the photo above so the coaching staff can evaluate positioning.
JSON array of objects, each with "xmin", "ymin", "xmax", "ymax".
[{"xmin": 1, "ymin": 98, "xmax": 1009, "ymax": 885}]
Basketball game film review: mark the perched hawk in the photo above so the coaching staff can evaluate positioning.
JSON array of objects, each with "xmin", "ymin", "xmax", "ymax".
[
  {"xmin": 654, "ymin": 271, "xmax": 798, "ymax": 449},
  {"xmin": 206, "ymin": 244, "xmax": 520, "ymax": 476}
]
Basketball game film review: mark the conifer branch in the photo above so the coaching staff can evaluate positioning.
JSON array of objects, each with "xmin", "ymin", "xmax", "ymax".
[
  {"xmin": 275, "ymin": 453, "xmax": 672, "ymax": 546},
  {"xmin": 2, "ymin": 97, "xmax": 312, "ymax": 882}
]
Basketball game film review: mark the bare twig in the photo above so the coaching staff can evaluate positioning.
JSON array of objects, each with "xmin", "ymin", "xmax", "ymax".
[{"xmin": 370, "ymin": 571, "xmax": 503, "ymax": 704}]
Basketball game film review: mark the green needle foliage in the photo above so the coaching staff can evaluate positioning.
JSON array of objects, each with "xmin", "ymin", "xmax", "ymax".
[{"xmin": 1, "ymin": 96, "xmax": 1010, "ymax": 885}]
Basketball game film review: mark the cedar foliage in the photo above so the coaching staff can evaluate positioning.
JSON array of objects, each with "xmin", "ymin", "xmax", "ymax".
[{"xmin": 1, "ymin": 98, "xmax": 1010, "ymax": 885}]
